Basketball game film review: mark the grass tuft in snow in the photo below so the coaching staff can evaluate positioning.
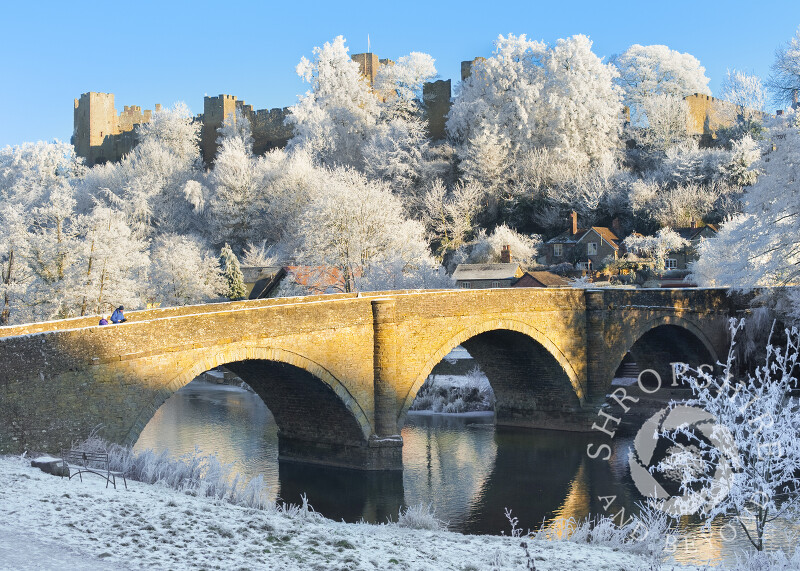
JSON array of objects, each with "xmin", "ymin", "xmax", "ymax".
[{"xmin": 393, "ymin": 503, "xmax": 448, "ymax": 531}]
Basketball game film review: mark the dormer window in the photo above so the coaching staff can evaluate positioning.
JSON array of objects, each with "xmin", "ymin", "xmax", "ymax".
[{"xmin": 553, "ymin": 244, "xmax": 563, "ymax": 257}]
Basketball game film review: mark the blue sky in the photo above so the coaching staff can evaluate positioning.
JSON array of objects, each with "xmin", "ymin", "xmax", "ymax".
[{"xmin": 2, "ymin": 0, "xmax": 799, "ymax": 148}]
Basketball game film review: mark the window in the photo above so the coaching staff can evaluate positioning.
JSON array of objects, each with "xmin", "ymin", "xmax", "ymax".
[
  {"xmin": 491, "ymin": 281, "xmax": 502, "ymax": 288},
  {"xmin": 576, "ymin": 262, "xmax": 589, "ymax": 270},
  {"xmin": 553, "ymin": 243, "xmax": 563, "ymax": 257},
  {"xmin": 460, "ymin": 281, "xmax": 471, "ymax": 289},
  {"xmin": 665, "ymin": 259, "xmax": 678, "ymax": 270},
  {"xmin": 587, "ymin": 242, "xmax": 598, "ymax": 256}
]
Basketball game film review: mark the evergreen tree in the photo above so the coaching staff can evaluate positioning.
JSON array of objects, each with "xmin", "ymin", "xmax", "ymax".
[{"xmin": 220, "ymin": 243, "xmax": 247, "ymax": 300}]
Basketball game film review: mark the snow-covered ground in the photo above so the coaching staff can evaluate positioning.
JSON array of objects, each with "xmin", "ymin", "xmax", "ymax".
[{"xmin": 0, "ymin": 455, "xmax": 692, "ymax": 570}]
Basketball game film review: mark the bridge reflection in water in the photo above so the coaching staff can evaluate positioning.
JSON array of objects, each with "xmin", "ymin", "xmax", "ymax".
[{"xmin": 134, "ymin": 378, "xmax": 637, "ymax": 535}]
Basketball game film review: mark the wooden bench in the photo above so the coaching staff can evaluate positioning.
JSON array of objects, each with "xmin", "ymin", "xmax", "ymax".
[{"xmin": 60, "ymin": 449, "xmax": 127, "ymax": 490}]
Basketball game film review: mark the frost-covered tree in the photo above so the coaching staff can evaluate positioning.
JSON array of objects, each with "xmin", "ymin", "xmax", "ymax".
[
  {"xmin": 208, "ymin": 135, "xmax": 262, "ymax": 249},
  {"xmin": 295, "ymin": 167, "xmax": 436, "ymax": 292},
  {"xmin": 220, "ymin": 243, "xmax": 247, "ymax": 300},
  {"xmin": 690, "ymin": 113, "xmax": 800, "ymax": 288},
  {"xmin": 287, "ymin": 36, "xmax": 379, "ymax": 169},
  {"xmin": 0, "ymin": 204, "xmax": 32, "ymax": 325},
  {"xmin": 216, "ymin": 108, "xmax": 254, "ymax": 151},
  {"xmin": 24, "ymin": 183, "xmax": 83, "ymax": 320},
  {"xmin": 150, "ymin": 235, "xmax": 223, "ymax": 307},
  {"xmin": 75, "ymin": 206, "xmax": 149, "ymax": 316},
  {"xmin": 640, "ymin": 94, "xmax": 689, "ymax": 150},
  {"xmin": 419, "ymin": 179, "xmax": 484, "ymax": 256},
  {"xmin": 540, "ymin": 35, "xmax": 623, "ymax": 169},
  {"xmin": 453, "ymin": 224, "xmax": 542, "ymax": 266},
  {"xmin": 87, "ymin": 102, "xmax": 204, "ymax": 238},
  {"xmin": 258, "ymin": 148, "xmax": 322, "ymax": 245},
  {"xmin": 613, "ymin": 44, "xmax": 710, "ymax": 125},
  {"xmin": 721, "ymin": 69, "xmax": 767, "ymax": 113},
  {"xmin": 0, "ymin": 141, "xmax": 85, "ymax": 209},
  {"xmin": 665, "ymin": 320, "xmax": 800, "ymax": 551},
  {"xmin": 767, "ymin": 26, "xmax": 800, "ymax": 107},
  {"xmin": 623, "ymin": 228, "xmax": 689, "ymax": 270},
  {"xmin": 448, "ymin": 34, "xmax": 622, "ymax": 196}
]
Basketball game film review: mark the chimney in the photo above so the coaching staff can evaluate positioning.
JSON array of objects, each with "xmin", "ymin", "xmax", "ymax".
[
  {"xmin": 690, "ymin": 219, "xmax": 697, "ymax": 229},
  {"xmin": 611, "ymin": 217, "xmax": 621, "ymax": 236},
  {"xmin": 570, "ymin": 211, "xmax": 578, "ymax": 235},
  {"xmin": 500, "ymin": 245, "xmax": 512, "ymax": 263}
]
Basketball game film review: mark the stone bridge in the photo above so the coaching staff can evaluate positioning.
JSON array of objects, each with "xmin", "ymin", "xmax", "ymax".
[{"xmin": 0, "ymin": 288, "xmax": 742, "ymax": 470}]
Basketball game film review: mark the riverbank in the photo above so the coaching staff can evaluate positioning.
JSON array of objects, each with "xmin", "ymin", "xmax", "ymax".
[{"xmin": 0, "ymin": 455, "xmax": 689, "ymax": 571}]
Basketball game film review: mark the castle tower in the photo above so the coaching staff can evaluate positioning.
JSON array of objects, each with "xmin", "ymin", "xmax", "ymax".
[
  {"xmin": 423, "ymin": 79, "xmax": 451, "ymax": 141},
  {"xmin": 200, "ymin": 94, "xmax": 240, "ymax": 165},
  {"xmin": 73, "ymin": 92, "xmax": 119, "ymax": 166},
  {"xmin": 351, "ymin": 53, "xmax": 381, "ymax": 87}
]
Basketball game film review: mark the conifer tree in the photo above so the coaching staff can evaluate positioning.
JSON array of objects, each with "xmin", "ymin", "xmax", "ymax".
[{"xmin": 220, "ymin": 243, "xmax": 247, "ymax": 300}]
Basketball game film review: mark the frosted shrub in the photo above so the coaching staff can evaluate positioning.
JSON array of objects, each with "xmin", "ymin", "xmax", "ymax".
[
  {"xmin": 395, "ymin": 503, "xmax": 448, "ymax": 530},
  {"xmin": 526, "ymin": 501, "xmax": 676, "ymax": 567},
  {"xmin": 410, "ymin": 366, "xmax": 495, "ymax": 413},
  {"xmin": 99, "ymin": 440, "xmax": 274, "ymax": 512}
]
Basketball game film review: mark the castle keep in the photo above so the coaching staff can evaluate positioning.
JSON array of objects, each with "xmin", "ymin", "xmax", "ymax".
[{"xmin": 73, "ymin": 52, "xmax": 460, "ymax": 167}]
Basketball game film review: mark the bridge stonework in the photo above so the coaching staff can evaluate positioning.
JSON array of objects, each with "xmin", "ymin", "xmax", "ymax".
[{"xmin": 0, "ymin": 288, "xmax": 740, "ymax": 470}]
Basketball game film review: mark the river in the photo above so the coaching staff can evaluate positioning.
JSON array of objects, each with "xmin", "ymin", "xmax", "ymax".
[{"xmin": 134, "ymin": 378, "xmax": 797, "ymax": 566}]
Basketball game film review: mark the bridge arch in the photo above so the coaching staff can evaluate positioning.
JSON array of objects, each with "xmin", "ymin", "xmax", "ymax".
[
  {"xmin": 608, "ymin": 315, "xmax": 721, "ymax": 391},
  {"xmin": 398, "ymin": 318, "xmax": 584, "ymax": 428},
  {"xmin": 123, "ymin": 345, "xmax": 372, "ymax": 449}
]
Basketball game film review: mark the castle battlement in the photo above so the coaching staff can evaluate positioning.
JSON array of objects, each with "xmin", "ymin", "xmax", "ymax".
[{"xmin": 72, "ymin": 53, "xmax": 480, "ymax": 166}]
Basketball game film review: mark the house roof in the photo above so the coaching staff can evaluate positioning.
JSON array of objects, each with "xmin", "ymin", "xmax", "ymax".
[
  {"xmin": 513, "ymin": 271, "xmax": 570, "ymax": 288},
  {"xmin": 284, "ymin": 265, "xmax": 350, "ymax": 294},
  {"xmin": 674, "ymin": 224, "xmax": 718, "ymax": 241},
  {"xmin": 452, "ymin": 263, "xmax": 523, "ymax": 281},
  {"xmin": 241, "ymin": 266, "xmax": 283, "ymax": 284},
  {"xmin": 546, "ymin": 227, "xmax": 620, "ymax": 249}
]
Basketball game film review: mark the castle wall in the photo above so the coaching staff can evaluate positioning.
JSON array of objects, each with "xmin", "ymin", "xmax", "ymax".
[
  {"xmin": 684, "ymin": 93, "xmax": 769, "ymax": 143},
  {"xmin": 72, "ymin": 92, "xmax": 159, "ymax": 166}
]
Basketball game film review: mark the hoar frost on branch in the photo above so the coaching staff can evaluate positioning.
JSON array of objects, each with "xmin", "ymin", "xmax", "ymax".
[
  {"xmin": 767, "ymin": 25, "xmax": 800, "ymax": 107},
  {"xmin": 662, "ymin": 319, "xmax": 800, "ymax": 552}
]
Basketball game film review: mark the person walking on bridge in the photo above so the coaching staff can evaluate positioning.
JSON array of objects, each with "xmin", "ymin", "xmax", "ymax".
[{"xmin": 110, "ymin": 306, "xmax": 127, "ymax": 324}]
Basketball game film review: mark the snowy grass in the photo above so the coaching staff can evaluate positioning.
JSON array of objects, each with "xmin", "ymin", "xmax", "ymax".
[
  {"xmin": 410, "ymin": 366, "xmax": 495, "ymax": 413},
  {"xmin": 1, "ymin": 453, "xmax": 675, "ymax": 571}
]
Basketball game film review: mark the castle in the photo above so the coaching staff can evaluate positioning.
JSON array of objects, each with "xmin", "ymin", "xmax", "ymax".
[
  {"xmin": 72, "ymin": 52, "xmax": 480, "ymax": 167},
  {"xmin": 73, "ymin": 53, "xmax": 784, "ymax": 167}
]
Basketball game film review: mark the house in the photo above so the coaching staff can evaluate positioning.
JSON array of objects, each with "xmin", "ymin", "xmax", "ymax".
[
  {"xmin": 668, "ymin": 222, "xmax": 718, "ymax": 270},
  {"xmin": 545, "ymin": 212, "xmax": 620, "ymax": 270},
  {"xmin": 512, "ymin": 271, "xmax": 570, "ymax": 288}
]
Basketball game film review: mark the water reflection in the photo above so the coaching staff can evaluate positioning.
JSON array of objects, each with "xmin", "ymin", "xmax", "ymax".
[{"xmin": 134, "ymin": 379, "xmax": 799, "ymax": 566}]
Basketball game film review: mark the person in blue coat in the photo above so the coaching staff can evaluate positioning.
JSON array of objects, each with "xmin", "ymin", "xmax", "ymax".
[{"xmin": 110, "ymin": 306, "xmax": 127, "ymax": 324}]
